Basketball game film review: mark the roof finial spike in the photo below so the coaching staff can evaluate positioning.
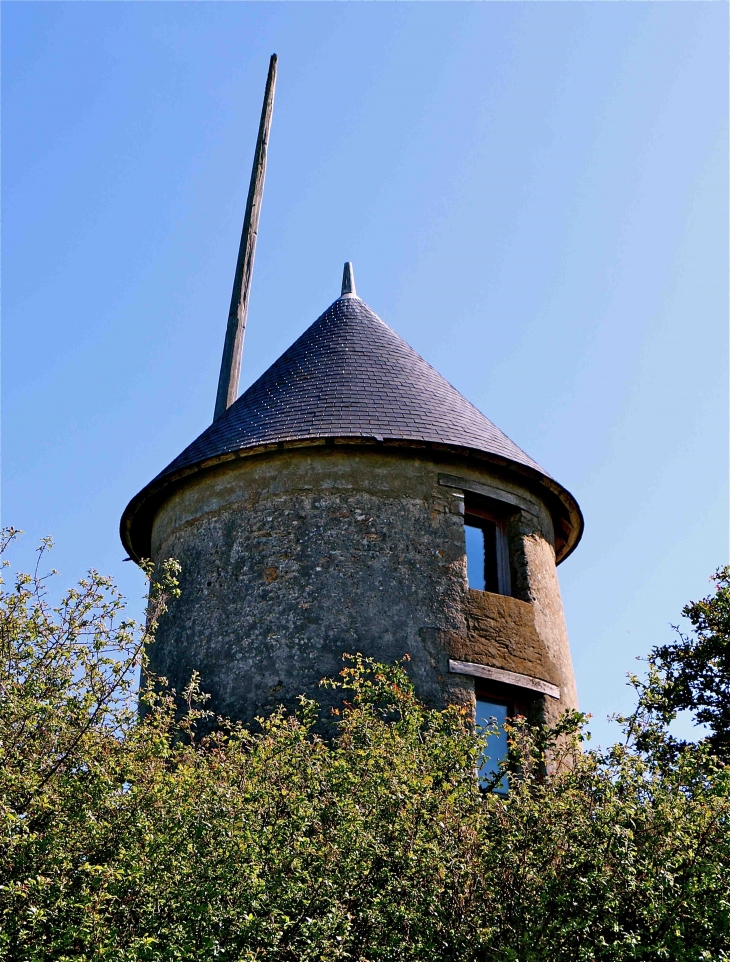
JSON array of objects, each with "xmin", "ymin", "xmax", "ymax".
[
  {"xmin": 214, "ymin": 54, "xmax": 278, "ymax": 422},
  {"xmin": 341, "ymin": 262, "xmax": 356, "ymax": 298}
]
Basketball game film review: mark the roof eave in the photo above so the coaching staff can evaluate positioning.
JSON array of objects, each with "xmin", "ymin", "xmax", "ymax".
[{"xmin": 120, "ymin": 437, "xmax": 583, "ymax": 566}]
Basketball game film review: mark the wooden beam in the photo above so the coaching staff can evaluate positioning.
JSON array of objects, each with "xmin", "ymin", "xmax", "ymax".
[
  {"xmin": 214, "ymin": 54, "xmax": 278, "ymax": 422},
  {"xmin": 448, "ymin": 660, "xmax": 561, "ymax": 700}
]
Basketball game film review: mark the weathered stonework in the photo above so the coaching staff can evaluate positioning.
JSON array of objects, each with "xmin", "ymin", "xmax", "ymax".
[
  {"xmin": 457, "ymin": 592, "xmax": 551, "ymax": 679},
  {"xmin": 147, "ymin": 444, "xmax": 578, "ymax": 728}
]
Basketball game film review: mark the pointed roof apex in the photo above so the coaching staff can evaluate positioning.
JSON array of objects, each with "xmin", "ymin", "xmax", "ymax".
[{"xmin": 340, "ymin": 262, "xmax": 357, "ymax": 298}]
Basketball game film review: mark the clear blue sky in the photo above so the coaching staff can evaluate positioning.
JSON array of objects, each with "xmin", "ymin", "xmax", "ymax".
[{"xmin": 3, "ymin": 2, "xmax": 727, "ymax": 745}]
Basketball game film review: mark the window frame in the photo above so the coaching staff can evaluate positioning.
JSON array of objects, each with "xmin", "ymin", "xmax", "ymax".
[
  {"xmin": 475, "ymin": 686, "xmax": 531, "ymax": 720},
  {"xmin": 475, "ymin": 685, "xmax": 532, "ymax": 795},
  {"xmin": 463, "ymin": 500, "xmax": 512, "ymax": 596}
]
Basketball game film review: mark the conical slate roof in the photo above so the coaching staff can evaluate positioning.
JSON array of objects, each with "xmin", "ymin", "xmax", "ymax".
[
  {"xmin": 159, "ymin": 294, "xmax": 544, "ymax": 480},
  {"xmin": 121, "ymin": 292, "xmax": 583, "ymax": 562}
]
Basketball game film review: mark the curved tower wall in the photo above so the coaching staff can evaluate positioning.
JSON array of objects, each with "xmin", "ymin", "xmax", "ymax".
[{"xmin": 148, "ymin": 444, "xmax": 577, "ymax": 727}]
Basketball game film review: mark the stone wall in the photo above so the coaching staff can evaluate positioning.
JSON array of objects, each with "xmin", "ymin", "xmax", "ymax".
[{"xmin": 148, "ymin": 445, "xmax": 577, "ymax": 727}]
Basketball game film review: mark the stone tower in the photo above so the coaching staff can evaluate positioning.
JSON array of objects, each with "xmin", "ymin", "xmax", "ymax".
[{"xmin": 120, "ymin": 60, "xmax": 583, "ymax": 732}]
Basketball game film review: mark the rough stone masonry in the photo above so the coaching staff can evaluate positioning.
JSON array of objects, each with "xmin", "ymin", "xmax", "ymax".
[{"xmin": 144, "ymin": 445, "xmax": 578, "ymax": 729}]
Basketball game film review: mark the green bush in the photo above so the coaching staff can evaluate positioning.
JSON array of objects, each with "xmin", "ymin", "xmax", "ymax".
[{"xmin": 1, "ymin": 530, "xmax": 728, "ymax": 961}]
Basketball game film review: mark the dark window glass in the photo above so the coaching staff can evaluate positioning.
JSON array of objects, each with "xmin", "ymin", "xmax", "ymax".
[
  {"xmin": 476, "ymin": 697, "xmax": 510, "ymax": 795},
  {"xmin": 482, "ymin": 520, "xmax": 499, "ymax": 593}
]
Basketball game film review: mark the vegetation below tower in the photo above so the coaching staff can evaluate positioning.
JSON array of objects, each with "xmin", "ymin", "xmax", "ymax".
[{"xmin": 0, "ymin": 528, "xmax": 728, "ymax": 961}]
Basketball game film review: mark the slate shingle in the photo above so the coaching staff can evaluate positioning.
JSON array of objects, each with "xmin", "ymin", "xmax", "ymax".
[{"xmin": 156, "ymin": 295, "xmax": 547, "ymax": 481}]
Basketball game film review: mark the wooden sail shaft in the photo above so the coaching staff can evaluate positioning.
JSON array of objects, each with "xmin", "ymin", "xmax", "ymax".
[{"xmin": 214, "ymin": 54, "xmax": 277, "ymax": 421}]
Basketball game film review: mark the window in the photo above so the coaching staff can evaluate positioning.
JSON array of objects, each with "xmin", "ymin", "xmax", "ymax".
[
  {"xmin": 476, "ymin": 688, "xmax": 532, "ymax": 795},
  {"xmin": 475, "ymin": 696, "xmax": 510, "ymax": 794},
  {"xmin": 464, "ymin": 501, "xmax": 511, "ymax": 595},
  {"xmin": 465, "ymin": 524, "xmax": 488, "ymax": 591}
]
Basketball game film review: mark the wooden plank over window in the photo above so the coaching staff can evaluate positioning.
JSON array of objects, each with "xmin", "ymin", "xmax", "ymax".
[
  {"xmin": 438, "ymin": 474, "xmax": 539, "ymax": 516},
  {"xmin": 448, "ymin": 660, "xmax": 560, "ymax": 700}
]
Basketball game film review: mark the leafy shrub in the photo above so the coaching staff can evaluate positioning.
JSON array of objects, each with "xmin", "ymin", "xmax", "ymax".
[{"xmin": 1, "ymin": 531, "xmax": 727, "ymax": 961}]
